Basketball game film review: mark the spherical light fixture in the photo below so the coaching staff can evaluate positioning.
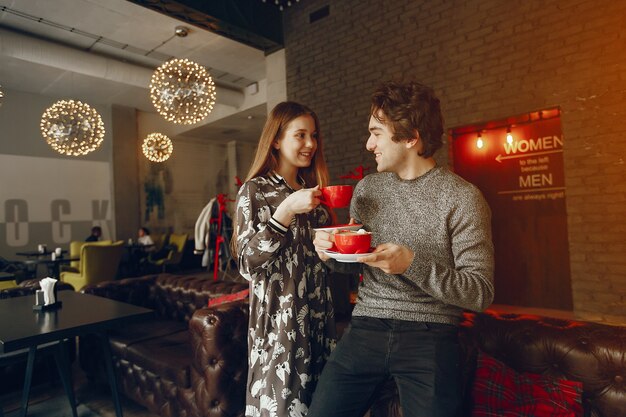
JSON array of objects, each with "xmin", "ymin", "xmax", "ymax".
[
  {"xmin": 149, "ymin": 58, "xmax": 216, "ymax": 125},
  {"xmin": 0, "ymin": 84, "xmax": 4, "ymax": 108},
  {"xmin": 142, "ymin": 133, "xmax": 173, "ymax": 162},
  {"xmin": 40, "ymin": 99, "xmax": 105, "ymax": 156}
]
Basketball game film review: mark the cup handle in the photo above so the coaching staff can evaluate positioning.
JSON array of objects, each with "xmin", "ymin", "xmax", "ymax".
[{"xmin": 318, "ymin": 196, "xmax": 330, "ymax": 207}]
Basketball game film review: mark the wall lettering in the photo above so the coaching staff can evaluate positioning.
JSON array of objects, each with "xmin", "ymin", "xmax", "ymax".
[
  {"xmin": 5, "ymin": 199, "xmax": 29, "ymax": 246},
  {"xmin": 51, "ymin": 199, "xmax": 72, "ymax": 243},
  {"xmin": 2, "ymin": 199, "xmax": 110, "ymax": 247},
  {"xmin": 451, "ymin": 108, "xmax": 572, "ymax": 310}
]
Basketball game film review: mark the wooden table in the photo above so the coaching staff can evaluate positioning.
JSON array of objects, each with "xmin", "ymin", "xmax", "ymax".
[
  {"xmin": 18, "ymin": 257, "xmax": 79, "ymax": 279},
  {"xmin": 121, "ymin": 244, "xmax": 154, "ymax": 277},
  {"xmin": 36, "ymin": 257, "xmax": 80, "ymax": 279},
  {"xmin": 14, "ymin": 250, "xmax": 71, "ymax": 279},
  {"xmin": 15, "ymin": 249, "xmax": 68, "ymax": 258},
  {"xmin": 0, "ymin": 292, "xmax": 154, "ymax": 417}
]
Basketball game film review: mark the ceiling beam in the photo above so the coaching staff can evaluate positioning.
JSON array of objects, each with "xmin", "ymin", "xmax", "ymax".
[{"xmin": 0, "ymin": 27, "xmax": 246, "ymax": 108}]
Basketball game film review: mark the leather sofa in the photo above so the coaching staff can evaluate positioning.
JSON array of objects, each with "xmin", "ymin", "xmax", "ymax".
[
  {"xmin": 79, "ymin": 273, "xmax": 248, "ymax": 417},
  {"xmin": 80, "ymin": 273, "xmax": 626, "ymax": 417},
  {"xmin": 370, "ymin": 310, "xmax": 626, "ymax": 417}
]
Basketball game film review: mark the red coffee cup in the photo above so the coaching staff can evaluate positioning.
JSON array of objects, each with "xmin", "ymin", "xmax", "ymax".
[
  {"xmin": 320, "ymin": 185, "xmax": 353, "ymax": 208},
  {"xmin": 334, "ymin": 230, "xmax": 372, "ymax": 254}
]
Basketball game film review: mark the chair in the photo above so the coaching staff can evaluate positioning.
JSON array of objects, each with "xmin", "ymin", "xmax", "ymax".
[
  {"xmin": 60, "ymin": 241, "xmax": 124, "ymax": 291},
  {"xmin": 148, "ymin": 233, "xmax": 188, "ymax": 272},
  {"xmin": 61, "ymin": 240, "xmax": 112, "ymax": 274},
  {"xmin": 150, "ymin": 234, "xmax": 165, "ymax": 253},
  {"xmin": 0, "ymin": 280, "xmax": 16, "ymax": 290},
  {"xmin": 0, "ymin": 256, "xmax": 31, "ymax": 285}
]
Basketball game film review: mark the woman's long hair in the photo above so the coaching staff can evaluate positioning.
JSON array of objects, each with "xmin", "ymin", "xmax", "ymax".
[
  {"xmin": 230, "ymin": 102, "xmax": 331, "ymax": 260},
  {"xmin": 245, "ymin": 101, "xmax": 330, "ymax": 187}
]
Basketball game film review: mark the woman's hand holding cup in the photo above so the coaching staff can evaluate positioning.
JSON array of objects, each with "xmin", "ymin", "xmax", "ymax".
[
  {"xmin": 274, "ymin": 186, "xmax": 323, "ymax": 226},
  {"xmin": 285, "ymin": 185, "xmax": 322, "ymax": 214}
]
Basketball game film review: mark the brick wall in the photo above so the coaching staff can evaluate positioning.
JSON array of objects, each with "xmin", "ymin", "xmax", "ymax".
[{"xmin": 283, "ymin": 0, "xmax": 626, "ymax": 323}]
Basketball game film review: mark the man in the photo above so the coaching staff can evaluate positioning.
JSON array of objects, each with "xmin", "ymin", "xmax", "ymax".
[
  {"xmin": 85, "ymin": 226, "xmax": 102, "ymax": 242},
  {"xmin": 309, "ymin": 81, "xmax": 494, "ymax": 417}
]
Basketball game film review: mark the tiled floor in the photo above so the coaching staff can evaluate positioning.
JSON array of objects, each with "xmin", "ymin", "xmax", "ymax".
[
  {"xmin": 1, "ymin": 267, "xmax": 243, "ymax": 417},
  {"xmin": 1, "ymin": 360, "xmax": 158, "ymax": 417}
]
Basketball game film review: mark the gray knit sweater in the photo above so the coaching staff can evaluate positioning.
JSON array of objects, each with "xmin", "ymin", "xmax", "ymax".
[{"xmin": 327, "ymin": 166, "xmax": 494, "ymax": 325}]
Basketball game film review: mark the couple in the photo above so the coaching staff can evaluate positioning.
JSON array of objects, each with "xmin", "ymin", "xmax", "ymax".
[{"xmin": 234, "ymin": 81, "xmax": 495, "ymax": 417}]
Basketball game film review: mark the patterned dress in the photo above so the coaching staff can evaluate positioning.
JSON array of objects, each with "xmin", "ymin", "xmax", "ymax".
[{"xmin": 235, "ymin": 172, "xmax": 337, "ymax": 417}]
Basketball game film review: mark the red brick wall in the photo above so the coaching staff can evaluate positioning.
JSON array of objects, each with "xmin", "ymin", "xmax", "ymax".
[{"xmin": 283, "ymin": 0, "xmax": 626, "ymax": 323}]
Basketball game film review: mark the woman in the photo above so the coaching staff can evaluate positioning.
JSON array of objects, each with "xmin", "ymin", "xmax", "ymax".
[
  {"xmin": 137, "ymin": 227, "xmax": 154, "ymax": 247},
  {"xmin": 234, "ymin": 102, "xmax": 336, "ymax": 417}
]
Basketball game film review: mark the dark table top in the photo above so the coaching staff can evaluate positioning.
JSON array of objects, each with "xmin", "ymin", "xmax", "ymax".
[
  {"xmin": 33, "ymin": 257, "xmax": 80, "ymax": 265},
  {"xmin": 124, "ymin": 243, "xmax": 154, "ymax": 250},
  {"xmin": 15, "ymin": 249, "xmax": 68, "ymax": 258},
  {"xmin": 0, "ymin": 292, "xmax": 154, "ymax": 353}
]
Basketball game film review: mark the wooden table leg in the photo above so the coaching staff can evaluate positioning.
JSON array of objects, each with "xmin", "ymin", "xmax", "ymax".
[
  {"xmin": 99, "ymin": 332, "xmax": 123, "ymax": 417},
  {"xmin": 19, "ymin": 346, "xmax": 36, "ymax": 417},
  {"xmin": 53, "ymin": 340, "xmax": 78, "ymax": 417}
]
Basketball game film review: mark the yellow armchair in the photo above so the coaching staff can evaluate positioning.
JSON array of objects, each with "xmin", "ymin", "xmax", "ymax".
[
  {"xmin": 148, "ymin": 233, "xmax": 188, "ymax": 272},
  {"xmin": 0, "ymin": 280, "xmax": 17, "ymax": 290},
  {"xmin": 60, "ymin": 240, "xmax": 123, "ymax": 291},
  {"xmin": 62, "ymin": 240, "xmax": 113, "ymax": 274}
]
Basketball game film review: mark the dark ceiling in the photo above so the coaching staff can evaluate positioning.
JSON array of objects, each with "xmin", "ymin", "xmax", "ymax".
[{"xmin": 127, "ymin": 0, "xmax": 285, "ymax": 53}]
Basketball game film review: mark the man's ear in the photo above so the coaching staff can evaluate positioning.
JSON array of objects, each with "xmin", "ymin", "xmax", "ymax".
[{"xmin": 405, "ymin": 136, "xmax": 419, "ymax": 149}]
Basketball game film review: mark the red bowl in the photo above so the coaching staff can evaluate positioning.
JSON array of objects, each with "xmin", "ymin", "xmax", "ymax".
[
  {"xmin": 334, "ymin": 230, "xmax": 371, "ymax": 254},
  {"xmin": 320, "ymin": 185, "xmax": 353, "ymax": 208}
]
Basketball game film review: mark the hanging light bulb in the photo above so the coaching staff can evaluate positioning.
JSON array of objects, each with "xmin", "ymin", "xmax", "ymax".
[
  {"xmin": 142, "ymin": 133, "xmax": 173, "ymax": 162},
  {"xmin": 476, "ymin": 132, "xmax": 484, "ymax": 149},
  {"xmin": 149, "ymin": 58, "xmax": 216, "ymax": 125},
  {"xmin": 40, "ymin": 99, "xmax": 105, "ymax": 156},
  {"xmin": 506, "ymin": 127, "xmax": 513, "ymax": 144}
]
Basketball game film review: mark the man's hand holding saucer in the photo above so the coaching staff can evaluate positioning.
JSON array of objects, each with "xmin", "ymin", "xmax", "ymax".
[{"xmin": 357, "ymin": 243, "xmax": 415, "ymax": 275}]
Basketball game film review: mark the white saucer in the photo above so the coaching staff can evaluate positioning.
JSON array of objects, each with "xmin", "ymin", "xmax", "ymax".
[
  {"xmin": 322, "ymin": 250, "xmax": 369, "ymax": 263},
  {"xmin": 313, "ymin": 224, "xmax": 363, "ymax": 233}
]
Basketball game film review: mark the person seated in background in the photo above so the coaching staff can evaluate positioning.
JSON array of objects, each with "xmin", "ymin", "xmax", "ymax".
[
  {"xmin": 137, "ymin": 227, "xmax": 155, "ymax": 248},
  {"xmin": 85, "ymin": 226, "xmax": 102, "ymax": 242},
  {"xmin": 132, "ymin": 227, "xmax": 156, "ymax": 273}
]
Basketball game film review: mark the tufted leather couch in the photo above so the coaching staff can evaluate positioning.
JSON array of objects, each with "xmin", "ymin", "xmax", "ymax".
[
  {"xmin": 78, "ymin": 272, "xmax": 626, "ymax": 417},
  {"xmin": 79, "ymin": 273, "xmax": 248, "ymax": 417},
  {"xmin": 370, "ymin": 310, "xmax": 626, "ymax": 417}
]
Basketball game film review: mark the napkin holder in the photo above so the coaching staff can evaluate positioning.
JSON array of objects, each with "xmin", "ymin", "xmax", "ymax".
[
  {"xmin": 33, "ymin": 283, "xmax": 62, "ymax": 311},
  {"xmin": 33, "ymin": 301, "xmax": 62, "ymax": 311}
]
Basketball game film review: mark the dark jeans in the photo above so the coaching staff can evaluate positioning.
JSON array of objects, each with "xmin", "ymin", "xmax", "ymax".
[{"xmin": 308, "ymin": 317, "xmax": 462, "ymax": 417}]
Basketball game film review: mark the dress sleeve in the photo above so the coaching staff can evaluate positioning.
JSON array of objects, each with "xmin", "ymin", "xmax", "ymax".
[
  {"xmin": 234, "ymin": 180, "xmax": 290, "ymax": 281},
  {"xmin": 403, "ymin": 187, "xmax": 495, "ymax": 312},
  {"xmin": 312, "ymin": 204, "xmax": 333, "ymax": 228}
]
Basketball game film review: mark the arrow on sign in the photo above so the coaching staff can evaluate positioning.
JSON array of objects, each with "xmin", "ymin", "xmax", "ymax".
[{"xmin": 495, "ymin": 149, "xmax": 563, "ymax": 163}]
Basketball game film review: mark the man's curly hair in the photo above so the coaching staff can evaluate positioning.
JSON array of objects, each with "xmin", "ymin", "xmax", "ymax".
[{"xmin": 370, "ymin": 81, "xmax": 444, "ymax": 158}]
